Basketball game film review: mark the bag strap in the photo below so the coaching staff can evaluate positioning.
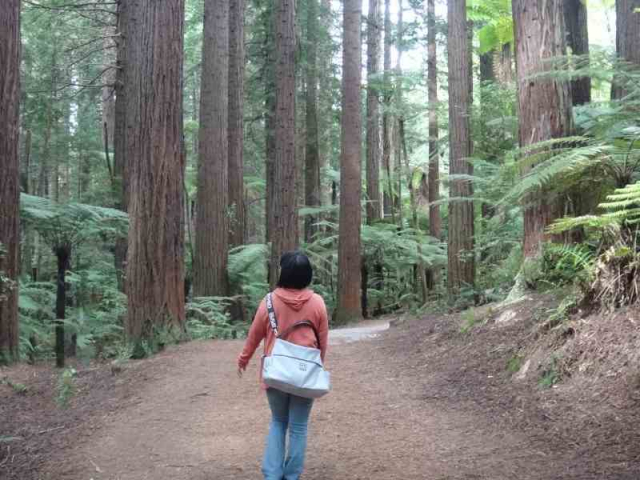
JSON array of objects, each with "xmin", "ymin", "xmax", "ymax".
[
  {"xmin": 265, "ymin": 293, "xmax": 279, "ymax": 337},
  {"xmin": 265, "ymin": 293, "xmax": 322, "ymax": 349}
]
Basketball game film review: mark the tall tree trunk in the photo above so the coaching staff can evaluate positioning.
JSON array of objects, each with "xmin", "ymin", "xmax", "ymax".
[
  {"xmin": 265, "ymin": 4, "xmax": 277, "ymax": 274},
  {"xmin": 512, "ymin": 0, "xmax": 573, "ymax": 257},
  {"xmin": 564, "ymin": 0, "xmax": 591, "ymax": 105},
  {"xmin": 125, "ymin": 0, "xmax": 186, "ymax": 342},
  {"xmin": 40, "ymin": 41, "xmax": 58, "ymax": 200},
  {"xmin": 305, "ymin": 0, "xmax": 321, "ymax": 241},
  {"xmin": 496, "ymin": 44, "xmax": 514, "ymax": 84},
  {"xmin": 382, "ymin": 0, "xmax": 393, "ymax": 219},
  {"xmin": 297, "ymin": 76, "xmax": 307, "ymax": 238},
  {"xmin": 113, "ymin": 0, "xmax": 128, "ymax": 292},
  {"xmin": 265, "ymin": 90, "xmax": 276, "ymax": 246},
  {"xmin": 400, "ymin": 120, "xmax": 428, "ymax": 303},
  {"xmin": 564, "ymin": 0, "xmax": 591, "ymax": 242},
  {"xmin": 21, "ymin": 131, "xmax": 33, "ymax": 278},
  {"xmin": 63, "ymin": 114, "xmax": 72, "ymax": 201},
  {"xmin": 335, "ymin": 0, "xmax": 363, "ymax": 324},
  {"xmin": 191, "ymin": 71, "xmax": 199, "ymax": 158},
  {"xmin": 54, "ymin": 246, "xmax": 71, "ymax": 368},
  {"xmin": 447, "ymin": 0, "xmax": 475, "ymax": 297},
  {"xmin": 365, "ymin": 0, "xmax": 382, "ymax": 225},
  {"xmin": 194, "ymin": 0, "xmax": 230, "ymax": 297},
  {"xmin": 394, "ymin": 0, "xmax": 404, "ymax": 226},
  {"xmin": 269, "ymin": 0, "xmax": 298, "ymax": 288},
  {"xmin": 480, "ymin": 52, "xmax": 495, "ymax": 84},
  {"xmin": 229, "ymin": 0, "xmax": 246, "ymax": 247},
  {"xmin": 426, "ymin": 0, "xmax": 440, "ymax": 290},
  {"xmin": 318, "ymin": 0, "xmax": 333, "ymax": 209},
  {"xmin": 480, "ymin": 47, "xmax": 496, "ymax": 222},
  {"xmin": 102, "ymin": 25, "xmax": 117, "ymax": 148},
  {"xmin": 0, "ymin": 0, "xmax": 21, "ymax": 364},
  {"xmin": 612, "ymin": 0, "xmax": 640, "ymax": 100}
]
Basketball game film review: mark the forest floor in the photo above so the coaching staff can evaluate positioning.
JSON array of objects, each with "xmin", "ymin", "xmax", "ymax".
[{"xmin": 3, "ymin": 296, "xmax": 640, "ymax": 479}]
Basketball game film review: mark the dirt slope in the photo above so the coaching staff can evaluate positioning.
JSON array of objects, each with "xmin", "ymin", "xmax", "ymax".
[{"xmin": 2, "ymin": 308, "xmax": 640, "ymax": 479}]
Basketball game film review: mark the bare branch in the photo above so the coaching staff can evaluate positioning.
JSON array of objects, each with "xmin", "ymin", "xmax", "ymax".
[
  {"xmin": 64, "ymin": 33, "xmax": 120, "ymax": 54},
  {"xmin": 24, "ymin": 0, "xmax": 117, "ymax": 16}
]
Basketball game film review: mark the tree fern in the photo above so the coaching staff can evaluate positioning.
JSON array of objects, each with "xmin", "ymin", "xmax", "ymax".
[
  {"xmin": 468, "ymin": 0, "xmax": 513, "ymax": 54},
  {"xmin": 548, "ymin": 182, "xmax": 640, "ymax": 235}
]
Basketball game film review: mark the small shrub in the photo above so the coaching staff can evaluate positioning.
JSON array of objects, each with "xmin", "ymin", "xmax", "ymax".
[
  {"xmin": 460, "ymin": 308, "xmax": 478, "ymax": 334},
  {"xmin": 540, "ymin": 294, "xmax": 579, "ymax": 332},
  {"xmin": 507, "ymin": 354, "xmax": 523, "ymax": 374},
  {"xmin": 539, "ymin": 356, "xmax": 561, "ymax": 388},
  {"xmin": 56, "ymin": 368, "xmax": 77, "ymax": 408},
  {"xmin": 1, "ymin": 378, "xmax": 28, "ymax": 395}
]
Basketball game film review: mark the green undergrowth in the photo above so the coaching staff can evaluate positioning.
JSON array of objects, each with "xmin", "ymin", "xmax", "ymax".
[{"xmin": 56, "ymin": 368, "xmax": 78, "ymax": 408}]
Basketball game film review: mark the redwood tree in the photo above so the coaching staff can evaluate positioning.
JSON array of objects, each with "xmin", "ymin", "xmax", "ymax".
[
  {"xmin": 564, "ymin": 0, "xmax": 591, "ymax": 105},
  {"xmin": 447, "ymin": 0, "xmax": 475, "ymax": 296},
  {"xmin": 125, "ymin": 0, "xmax": 186, "ymax": 341},
  {"xmin": 382, "ymin": 0, "xmax": 393, "ymax": 218},
  {"xmin": 0, "ymin": 0, "xmax": 21, "ymax": 363},
  {"xmin": 612, "ymin": 0, "xmax": 640, "ymax": 100},
  {"xmin": 113, "ymin": 0, "xmax": 128, "ymax": 292},
  {"xmin": 512, "ymin": 0, "xmax": 573, "ymax": 257},
  {"xmin": 229, "ymin": 0, "xmax": 245, "ymax": 247},
  {"xmin": 335, "ymin": 0, "xmax": 363, "ymax": 323},
  {"xmin": 269, "ymin": 0, "xmax": 298, "ymax": 287},
  {"xmin": 365, "ymin": 0, "xmax": 382, "ymax": 224},
  {"xmin": 426, "ymin": 0, "xmax": 440, "ymax": 288},
  {"xmin": 194, "ymin": 0, "xmax": 230, "ymax": 297},
  {"xmin": 305, "ymin": 0, "xmax": 321, "ymax": 241},
  {"xmin": 264, "ymin": 5, "xmax": 276, "ymax": 250}
]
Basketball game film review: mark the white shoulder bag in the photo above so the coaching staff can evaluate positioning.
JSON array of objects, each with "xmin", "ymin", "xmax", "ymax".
[{"xmin": 262, "ymin": 293, "xmax": 331, "ymax": 399}]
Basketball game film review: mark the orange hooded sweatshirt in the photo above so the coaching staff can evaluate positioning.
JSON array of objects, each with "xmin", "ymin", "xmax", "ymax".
[{"xmin": 237, "ymin": 288, "xmax": 329, "ymax": 388}]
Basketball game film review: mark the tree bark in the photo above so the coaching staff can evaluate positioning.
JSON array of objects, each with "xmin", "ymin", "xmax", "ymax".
[
  {"xmin": 512, "ymin": 0, "xmax": 573, "ymax": 258},
  {"xmin": 102, "ymin": 25, "xmax": 117, "ymax": 148},
  {"xmin": 335, "ymin": 0, "xmax": 363, "ymax": 324},
  {"xmin": 0, "ymin": 0, "xmax": 21, "ymax": 364},
  {"xmin": 269, "ymin": 0, "xmax": 299, "ymax": 287},
  {"xmin": 564, "ymin": 0, "xmax": 591, "ymax": 105},
  {"xmin": 494, "ymin": 44, "xmax": 515, "ymax": 84},
  {"xmin": 305, "ymin": 0, "xmax": 321, "ymax": 241},
  {"xmin": 394, "ymin": 0, "xmax": 404, "ymax": 226},
  {"xmin": 564, "ymin": 0, "xmax": 591, "ymax": 242},
  {"xmin": 480, "ymin": 52, "xmax": 495, "ymax": 84},
  {"xmin": 447, "ymin": 0, "xmax": 475, "ymax": 297},
  {"xmin": 54, "ymin": 246, "xmax": 71, "ymax": 368},
  {"xmin": 318, "ymin": 0, "xmax": 333, "ymax": 209},
  {"xmin": 113, "ymin": 0, "xmax": 128, "ymax": 292},
  {"xmin": 265, "ymin": 4, "xmax": 277, "ymax": 275},
  {"xmin": 229, "ymin": 0, "xmax": 246, "ymax": 248},
  {"xmin": 479, "ymin": 44, "xmax": 496, "ymax": 222},
  {"xmin": 426, "ymin": 0, "xmax": 440, "ymax": 290},
  {"xmin": 39, "ymin": 42, "xmax": 58, "ymax": 200},
  {"xmin": 194, "ymin": 0, "xmax": 230, "ymax": 297},
  {"xmin": 382, "ymin": 0, "xmax": 393, "ymax": 219},
  {"xmin": 400, "ymin": 120, "xmax": 428, "ymax": 304},
  {"xmin": 365, "ymin": 0, "xmax": 382, "ymax": 225},
  {"xmin": 612, "ymin": 0, "xmax": 640, "ymax": 100},
  {"xmin": 125, "ymin": 0, "xmax": 186, "ymax": 342}
]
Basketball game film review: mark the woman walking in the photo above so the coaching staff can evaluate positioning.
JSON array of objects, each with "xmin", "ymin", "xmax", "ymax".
[{"xmin": 238, "ymin": 251, "xmax": 329, "ymax": 480}]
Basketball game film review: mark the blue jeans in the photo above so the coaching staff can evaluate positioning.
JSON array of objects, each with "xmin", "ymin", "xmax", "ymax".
[{"xmin": 262, "ymin": 388, "xmax": 314, "ymax": 480}]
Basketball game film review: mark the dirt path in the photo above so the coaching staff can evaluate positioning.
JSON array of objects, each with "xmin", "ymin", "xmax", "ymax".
[{"xmin": 34, "ymin": 319, "xmax": 578, "ymax": 480}]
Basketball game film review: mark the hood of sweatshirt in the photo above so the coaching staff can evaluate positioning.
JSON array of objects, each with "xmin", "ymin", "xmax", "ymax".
[{"xmin": 273, "ymin": 288, "xmax": 314, "ymax": 311}]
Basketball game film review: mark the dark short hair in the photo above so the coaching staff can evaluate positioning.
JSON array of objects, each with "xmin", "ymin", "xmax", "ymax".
[{"xmin": 277, "ymin": 251, "xmax": 313, "ymax": 289}]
